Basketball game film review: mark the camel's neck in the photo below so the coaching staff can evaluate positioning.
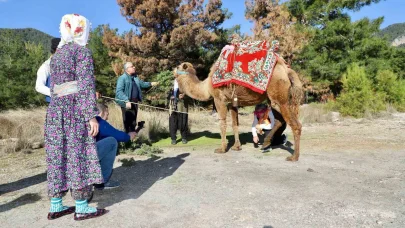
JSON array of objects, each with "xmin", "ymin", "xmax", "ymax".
[{"xmin": 177, "ymin": 74, "xmax": 212, "ymax": 101}]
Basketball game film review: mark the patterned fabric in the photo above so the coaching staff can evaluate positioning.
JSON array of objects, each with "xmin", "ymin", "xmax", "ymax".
[
  {"xmin": 51, "ymin": 185, "xmax": 93, "ymax": 201},
  {"xmin": 212, "ymin": 40, "xmax": 279, "ymax": 94},
  {"xmin": 45, "ymin": 42, "xmax": 103, "ymax": 199},
  {"xmin": 58, "ymin": 14, "xmax": 91, "ymax": 48}
]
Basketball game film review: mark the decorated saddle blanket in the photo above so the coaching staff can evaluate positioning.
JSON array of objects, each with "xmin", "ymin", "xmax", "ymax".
[{"xmin": 212, "ymin": 40, "xmax": 278, "ymax": 94}]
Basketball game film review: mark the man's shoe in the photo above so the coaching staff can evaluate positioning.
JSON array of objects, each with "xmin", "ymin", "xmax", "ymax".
[
  {"xmin": 104, "ymin": 180, "xmax": 120, "ymax": 189},
  {"xmin": 171, "ymin": 140, "xmax": 177, "ymax": 145},
  {"xmin": 182, "ymin": 139, "xmax": 188, "ymax": 144}
]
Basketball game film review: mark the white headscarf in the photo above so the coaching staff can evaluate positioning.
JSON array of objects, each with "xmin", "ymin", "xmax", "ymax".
[{"xmin": 58, "ymin": 14, "xmax": 91, "ymax": 48}]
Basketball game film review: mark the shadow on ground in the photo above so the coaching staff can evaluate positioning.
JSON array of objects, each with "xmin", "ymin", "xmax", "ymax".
[
  {"xmin": 0, "ymin": 193, "xmax": 42, "ymax": 213},
  {"xmin": 94, "ymin": 153, "xmax": 190, "ymax": 208},
  {"xmin": 0, "ymin": 172, "xmax": 46, "ymax": 196},
  {"xmin": 183, "ymin": 130, "xmax": 294, "ymax": 154}
]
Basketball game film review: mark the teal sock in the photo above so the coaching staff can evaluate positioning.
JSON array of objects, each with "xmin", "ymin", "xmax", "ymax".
[
  {"xmin": 75, "ymin": 200, "xmax": 97, "ymax": 214},
  {"xmin": 50, "ymin": 198, "xmax": 69, "ymax": 213}
]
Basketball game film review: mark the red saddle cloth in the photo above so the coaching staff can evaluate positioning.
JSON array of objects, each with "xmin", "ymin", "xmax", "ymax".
[{"xmin": 212, "ymin": 40, "xmax": 278, "ymax": 94}]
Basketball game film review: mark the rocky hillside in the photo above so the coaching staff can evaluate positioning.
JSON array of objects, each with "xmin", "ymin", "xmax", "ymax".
[{"xmin": 379, "ymin": 22, "xmax": 405, "ymax": 47}]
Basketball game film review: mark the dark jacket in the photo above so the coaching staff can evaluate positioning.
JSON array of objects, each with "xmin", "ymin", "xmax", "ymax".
[{"xmin": 115, "ymin": 73, "xmax": 151, "ymax": 108}]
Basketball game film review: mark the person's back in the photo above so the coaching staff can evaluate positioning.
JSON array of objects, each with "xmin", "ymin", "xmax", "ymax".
[
  {"xmin": 45, "ymin": 14, "xmax": 106, "ymax": 221},
  {"xmin": 49, "ymin": 43, "xmax": 98, "ymax": 118}
]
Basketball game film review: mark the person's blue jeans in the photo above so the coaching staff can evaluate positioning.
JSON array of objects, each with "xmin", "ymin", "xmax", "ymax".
[{"xmin": 96, "ymin": 137, "xmax": 118, "ymax": 183}]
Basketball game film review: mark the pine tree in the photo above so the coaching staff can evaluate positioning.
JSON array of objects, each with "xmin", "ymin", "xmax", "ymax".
[
  {"xmin": 103, "ymin": 0, "xmax": 232, "ymax": 78},
  {"xmin": 245, "ymin": 0, "xmax": 311, "ymax": 64},
  {"xmin": 88, "ymin": 25, "xmax": 117, "ymax": 98}
]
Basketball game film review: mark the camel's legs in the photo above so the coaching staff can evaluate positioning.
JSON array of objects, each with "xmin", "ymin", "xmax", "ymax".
[
  {"xmin": 262, "ymin": 108, "xmax": 285, "ymax": 149},
  {"xmin": 230, "ymin": 106, "xmax": 241, "ymax": 151},
  {"xmin": 261, "ymin": 119, "xmax": 283, "ymax": 149},
  {"xmin": 279, "ymin": 104, "xmax": 302, "ymax": 161},
  {"xmin": 214, "ymin": 99, "xmax": 228, "ymax": 153}
]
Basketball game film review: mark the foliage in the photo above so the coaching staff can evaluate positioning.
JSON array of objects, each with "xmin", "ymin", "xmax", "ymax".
[
  {"xmin": 375, "ymin": 70, "xmax": 405, "ymax": 111},
  {"xmin": 120, "ymin": 141, "xmax": 163, "ymax": 158},
  {"xmin": 245, "ymin": 0, "xmax": 312, "ymax": 63},
  {"xmin": 0, "ymin": 28, "xmax": 54, "ymax": 54},
  {"xmin": 103, "ymin": 0, "xmax": 233, "ymax": 79},
  {"xmin": 294, "ymin": 17, "xmax": 397, "ymax": 82},
  {"xmin": 0, "ymin": 30, "xmax": 48, "ymax": 110},
  {"xmin": 287, "ymin": 0, "xmax": 383, "ymax": 26},
  {"xmin": 334, "ymin": 64, "xmax": 386, "ymax": 117},
  {"xmin": 134, "ymin": 144, "xmax": 163, "ymax": 157},
  {"xmin": 88, "ymin": 25, "xmax": 117, "ymax": 98},
  {"xmin": 145, "ymin": 70, "xmax": 175, "ymax": 106}
]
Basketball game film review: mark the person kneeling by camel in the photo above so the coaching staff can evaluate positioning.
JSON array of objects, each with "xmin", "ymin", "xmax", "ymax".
[{"xmin": 252, "ymin": 104, "xmax": 287, "ymax": 151}]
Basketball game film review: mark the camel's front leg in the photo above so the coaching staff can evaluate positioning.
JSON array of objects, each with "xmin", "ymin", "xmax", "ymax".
[
  {"xmin": 214, "ymin": 100, "xmax": 228, "ymax": 153},
  {"xmin": 230, "ymin": 106, "xmax": 241, "ymax": 151}
]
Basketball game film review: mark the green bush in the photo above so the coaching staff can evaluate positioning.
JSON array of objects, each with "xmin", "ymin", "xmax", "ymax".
[
  {"xmin": 335, "ymin": 63, "xmax": 386, "ymax": 117},
  {"xmin": 145, "ymin": 70, "xmax": 175, "ymax": 106},
  {"xmin": 375, "ymin": 70, "xmax": 405, "ymax": 111}
]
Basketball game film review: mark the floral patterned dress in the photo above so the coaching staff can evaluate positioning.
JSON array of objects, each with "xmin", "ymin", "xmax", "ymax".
[{"xmin": 45, "ymin": 43, "xmax": 103, "ymax": 199}]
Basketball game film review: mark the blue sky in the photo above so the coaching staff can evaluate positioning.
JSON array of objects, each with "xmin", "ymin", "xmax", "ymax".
[{"xmin": 0, "ymin": 0, "xmax": 403, "ymax": 37}]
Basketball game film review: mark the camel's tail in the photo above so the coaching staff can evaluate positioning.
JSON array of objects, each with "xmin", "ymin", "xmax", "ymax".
[{"xmin": 287, "ymin": 69, "xmax": 304, "ymax": 110}]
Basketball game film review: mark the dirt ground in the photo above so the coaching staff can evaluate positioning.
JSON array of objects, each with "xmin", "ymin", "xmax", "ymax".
[{"xmin": 1, "ymin": 112, "xmax": 405, "ymax": 228}]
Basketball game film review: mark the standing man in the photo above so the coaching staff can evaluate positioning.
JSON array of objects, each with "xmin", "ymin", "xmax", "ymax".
[
  {"xmin": 35, "ymin": 38, "xmax": 61, "ymax": 102},
  {"xmin": 166, "ymin": 79, "xmax": 191, "ymax": 145},
  {"xmin": 115, "ymin": 62, "xmax": 158, "ymax": 132}
]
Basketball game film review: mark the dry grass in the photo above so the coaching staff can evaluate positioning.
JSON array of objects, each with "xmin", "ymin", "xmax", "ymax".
[
  {"xmin": 299, "ymin": 103, "xmax": 336, "ymax": 124},
  {"xmin": 106, "ymin": 102, "xmax": 220, "ymax": 137},
  {"xmin": 2, "ymin": 102, "xmax": 395, "ymax": 155},
  {"xmin": 0, "ymin": 108, "xmax": 46, "ymax": 154}
]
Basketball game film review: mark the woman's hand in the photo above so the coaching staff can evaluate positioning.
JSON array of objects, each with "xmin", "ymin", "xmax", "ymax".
[
  {"xmin": 89, "ymin": 118, "xmax": 99, "ymax": 137},
  {"xmin": 253, "ymin": 136, "xmax": 259, "ymax": 144}
]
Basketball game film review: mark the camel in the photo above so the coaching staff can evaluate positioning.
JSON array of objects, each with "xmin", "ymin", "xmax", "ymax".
[{"xmin": 173, "ymin": 58, "xmax": 303, "ymax": 161}]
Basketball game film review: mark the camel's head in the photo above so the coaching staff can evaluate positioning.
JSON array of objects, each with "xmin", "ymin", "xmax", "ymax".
[{"xmin": 173, "ymin": 62, "xmax": 196, "ymax": 78}]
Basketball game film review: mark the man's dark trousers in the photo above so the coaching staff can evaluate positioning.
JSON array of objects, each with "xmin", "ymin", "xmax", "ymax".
[
  {"xmin": 169, "ymin": 112, "xmax": 188, "ymax": 140},
  {"xmin": 121, "ymin": 103, "xmax": 138, "ymax": 133}
]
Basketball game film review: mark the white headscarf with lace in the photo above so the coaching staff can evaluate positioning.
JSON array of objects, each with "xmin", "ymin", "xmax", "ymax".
[{"xmin": 58, "ymin": 14, "xmax": 91, "ymax": 48}]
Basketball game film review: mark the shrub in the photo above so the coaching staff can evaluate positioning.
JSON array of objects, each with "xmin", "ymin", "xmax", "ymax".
[
  {"xmin": 375, "ymin": 70, "xmax": 405, "ymax": 111},
  {"xmin": 335, "ymin": 63, "xmax": 386, "ymax": 117}
]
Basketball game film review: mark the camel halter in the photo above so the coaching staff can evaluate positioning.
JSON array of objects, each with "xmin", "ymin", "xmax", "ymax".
[{"xmin": 176, "ymin": 70, "xmax": 189, "ymax": 75}]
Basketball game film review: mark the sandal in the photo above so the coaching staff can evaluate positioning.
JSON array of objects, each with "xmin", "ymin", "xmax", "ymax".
[
  {"xmin": 74, "ymin": 208, "xmax": 108, "ymax": 221},
  {"xmin": 47, "ymin": 206, "xmax": 76, "ymax": 220}
]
